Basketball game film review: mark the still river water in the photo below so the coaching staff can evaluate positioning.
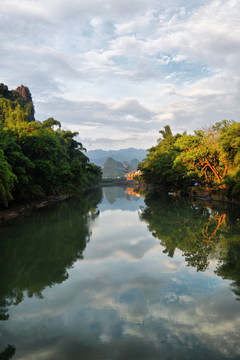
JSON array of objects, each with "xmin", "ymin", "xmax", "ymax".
[{"xmin": 0, "ymin": 186, "xmax": 240, "ymax": 360}]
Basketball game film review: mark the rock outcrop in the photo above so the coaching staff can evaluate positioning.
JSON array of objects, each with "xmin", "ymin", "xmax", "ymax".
[
  {"xmin": 14, "ymin": 85, "xmax": 35, "ymax": 121},
  {"xmin": 14, "ymin": 84, "xmax": 33, "ymax": 102},
  {"xmin": 0, "ymin": 83, "xmax": 35, "ymax": 122}
]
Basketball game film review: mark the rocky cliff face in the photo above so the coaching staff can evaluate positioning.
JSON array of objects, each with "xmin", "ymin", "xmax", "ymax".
[
  {"xmin": 14, "ymin": 85, "xmax": 35, "ymax": 121},
  {"xmin": 14, "ymin": 85, "xmax": 33, "ymax": 102},
  {"xmin": 0, "ymin": 83, "xmax": 35, "ymax": 122}
]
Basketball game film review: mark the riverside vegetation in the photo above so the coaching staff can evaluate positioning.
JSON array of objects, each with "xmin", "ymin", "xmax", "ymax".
[
  {"xmin": 0, "ymin": 83, "xmax": 102, "ymax": 208},
  {"xmin": 1, "ymin": 82, "xmax": 240, "ymax": 208},
  {"xmin": 139, "ymin": 123, "xmax": 240, "ymax": 201}
]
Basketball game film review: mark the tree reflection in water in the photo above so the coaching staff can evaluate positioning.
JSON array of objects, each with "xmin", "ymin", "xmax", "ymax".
[
  {"xmin": 0, "ymin": 344, "xmax": 16, "ymax": 360},
  {"xmin": 139, "ymin": 191, "xmax": 240, "ymax": 297},
  {"xmin": 0, "ymin": 188, "xmax": 102, "ymax": 356}
]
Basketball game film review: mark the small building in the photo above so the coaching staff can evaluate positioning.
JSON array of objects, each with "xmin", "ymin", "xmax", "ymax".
[{"xmin": 126, "ymin": 170, "xmax": 142, "ymax": 181}]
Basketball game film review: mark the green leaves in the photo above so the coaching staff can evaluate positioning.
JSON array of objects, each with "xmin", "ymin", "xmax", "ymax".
[
  {"xmin": 140, "ymin": 122, "xmax": 240, "ymax": 194},
  {"xmin": 0, "ymin": 83, "xmax": 102, "ymax": 207},
  {"xmin": 0, "ymin": 148, "xmax": 17, "ymax": 206},
  {"xmin": 140, "ymin": 126, "xmax": 186, "ymax": 187}
]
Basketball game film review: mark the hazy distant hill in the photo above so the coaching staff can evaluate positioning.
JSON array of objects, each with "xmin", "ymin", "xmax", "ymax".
[
  {"xmin": 130, "ymin": 159, "xmax": 139, "ymax": 171},
  {"xmin": 102, "ymin": 157, "xmax": 125, "ymax": 177},
  {"xmin": 86, "ymin": 148, "xmax": 146, "ymax": 167},
  {"xmin": 102, "ymin": 157, "xmax": 140, "ymax": 178},
  {"xmin": 122, "ymin": 159, "xmax": 139, "ymax": 171}
]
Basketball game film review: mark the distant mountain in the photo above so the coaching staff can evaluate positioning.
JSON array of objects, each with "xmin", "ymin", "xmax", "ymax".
[
  {"xmin": 102, "ymin": 157, "xmax": 125, "ymax": 177},
  {"xmin": 122, "ymin": 159, "xmax": 139, "ymax": 171},
  {"xmin": 130, "ymin": 159, "xmax": 139, "ymax": 171},
  {"xmin": 86, "ymin": 148, "xmax": 146, "ymax": 167},
  {"xmin": 88, "ymin": 156, "xmax": 109, "ymax": 167},
  {"xmin": 101, "ymin": 157, "xmax": 140, "ymax": 178}
]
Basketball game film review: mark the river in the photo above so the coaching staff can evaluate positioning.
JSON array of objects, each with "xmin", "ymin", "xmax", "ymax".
[{"xmin": 0, "ymin": 186, "xmax": 240, "ymax": 360}]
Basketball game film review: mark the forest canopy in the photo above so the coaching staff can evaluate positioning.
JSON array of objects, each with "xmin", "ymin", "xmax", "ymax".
[
  {"xmin": 139, "ymin": 121, "xmax": 240, "ymax": 198},
  {"xmin": 0, "ymin": 83, "xmax": 102, "ymax": 207}
]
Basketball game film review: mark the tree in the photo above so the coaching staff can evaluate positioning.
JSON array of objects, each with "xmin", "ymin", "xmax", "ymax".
[
  {"xmin": 159, "ymin": 125, "xmax": 173, "ymax": 140},
  {"xmin": 0, "ymin": 148, "xmax": 16, "ymax": 206},
  {"xmin": 42, "ymin": 117, "xmax": 61, "ymax": 129},
  {"xmin": 0, "ymin": 83, "xmax": 102, "ymax": 207},
  {"xmin": 139, "ymin": 125, "xmax": 184, "ymax": 188},
  {"xmin": 0, "ymin": 128, "xmax": 34, "ymax": 200},
  {"xmin": 173, "ymin": 129, "xmax": 228, "ymax": 187},
  {"xmin": 218, "ymin": 121, "xmax": 240, "ymax": 196},
  {"xmin": 140, "ymin": 123, "xmax": 235, "ymax": 190}
]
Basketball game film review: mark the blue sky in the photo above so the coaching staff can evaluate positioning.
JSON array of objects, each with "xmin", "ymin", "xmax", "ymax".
[{"xmin": 1, "ymin": 0, "xmax": 240, "ymax": 150}]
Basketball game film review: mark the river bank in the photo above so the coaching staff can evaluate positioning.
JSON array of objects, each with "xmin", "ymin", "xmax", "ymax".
[
  {"xmin": 187, "ymin": 187, "xmax": 240, "ymax": 205},
  {"xmin": 0, "ymin": 194, "xmax": 71, "ymax": 223},
  {"xmin": 1, "ymin": 185, "xmax": 239, "ymax": 224}
]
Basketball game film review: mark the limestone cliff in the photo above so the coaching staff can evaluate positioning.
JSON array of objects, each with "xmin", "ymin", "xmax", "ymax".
[{"xmin": 0, "ymin": 83, "xmax": 35, "ymax": 122}]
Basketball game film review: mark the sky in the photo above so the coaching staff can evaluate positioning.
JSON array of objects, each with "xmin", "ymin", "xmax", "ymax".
[{"xmin": 1, "ymin": 0, "xmax": 240, "ymax": 150}]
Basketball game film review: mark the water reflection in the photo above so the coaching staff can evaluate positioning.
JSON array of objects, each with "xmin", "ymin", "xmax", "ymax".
[
  {"xmin": 140, "ymin": 191, "xmax": 240, "ymax": 297},
  {"xmin": 0, "ymin": 189, "xmax": 102, "ymax": 356},
  {"xmin": 100, "ymin": 185, "xmax": 144, "ymax": 211},
  {"xmin": 102, "ymin": 186, "xmax": 142, "ymax": 203},
  {"xmin": 0, "ymin": 345, "xmax": 16, "ymax": 360},
  {"xmin": 216, "ymin": 241, "xmax": 240, "ymax": 300},
  {"xmin": 0, "ymin": 188, "xmax": 102, "ymax": 309},
  {"xmin": 0, "ymin": 187, "xmax": 240, "ymax": 360}
]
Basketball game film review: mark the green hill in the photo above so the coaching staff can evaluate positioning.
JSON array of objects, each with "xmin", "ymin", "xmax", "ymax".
[
  {"xmin": 102, "ymin": 157, "xmax": 125, "ymax": 177},
  {"xmin": 102, "ymin": 157, "xmax": 139, "ymax": 178}
]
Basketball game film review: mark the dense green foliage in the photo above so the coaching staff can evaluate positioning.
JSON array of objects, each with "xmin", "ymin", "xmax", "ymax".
[
  {"xmin": 0, "ymin": 84, "xmax": 101, "ymax": 207},
  {"xmin": 139, "ymin": 121, "xmax": 240, "ymax": 198}
]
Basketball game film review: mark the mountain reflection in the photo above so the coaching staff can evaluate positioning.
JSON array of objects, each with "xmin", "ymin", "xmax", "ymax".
[
  {"xmin": 0, "ymin": 189, "xmax": 102, "ymax": 319},
  {"xmin": 140, "ymin": 191, "xmax": 240, "ymax": 298},
  {"xmin": 102, "ymin": 186, "xmax": 143, "ymax": 203}
]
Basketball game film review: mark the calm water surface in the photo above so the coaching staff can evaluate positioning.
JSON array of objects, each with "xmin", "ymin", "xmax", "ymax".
[{"xmin": 0, "ymin": 186, "xmax": 240, "ymax": 360}]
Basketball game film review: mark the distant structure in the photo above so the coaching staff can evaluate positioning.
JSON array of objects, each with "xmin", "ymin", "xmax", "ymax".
[{"xmin": 126, "ymin": 170, "xmax": 142, "ymax": 181}]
